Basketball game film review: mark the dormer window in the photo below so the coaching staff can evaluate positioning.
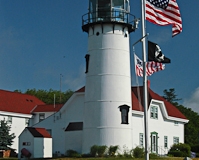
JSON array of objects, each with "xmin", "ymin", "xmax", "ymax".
[
  {"xmin": 150, "ymin": 106, "xmax": 158, "ymax": 119},
  {"xmin": 119, "ymin": 105, "xmax": 130, "ymax": 124},
  {"xmin": 39, "ymin": 113, "xmax": 45, "ymax": 122}
]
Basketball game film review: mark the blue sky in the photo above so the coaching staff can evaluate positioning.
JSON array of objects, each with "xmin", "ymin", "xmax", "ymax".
[{"xmin": 0, "ymin": 1, "xmax": 199, "ymax": 113}]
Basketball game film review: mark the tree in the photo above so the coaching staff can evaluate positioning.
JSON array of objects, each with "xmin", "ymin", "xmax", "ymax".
[
  {"xmin": 177, "ymin": 105, "xmax": 199, "ymax": 145},
  {"xmin": 24, "ymin": 89, "xmax": 74, "ymax": 104},
  {"xmin": 163, "ymin": 88, "xmax": 199, "ymax": 145},
  {"xmin": 0, "ymin": 120, "xmax": 16, "ymax": 150},
  {"xmin": 163, "ymin": 88, "xmax": 181, "ymax": 105}
]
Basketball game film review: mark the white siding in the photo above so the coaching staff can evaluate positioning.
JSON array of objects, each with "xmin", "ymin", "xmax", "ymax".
[
  {"xmin": 30, "ymin": 112, "xmax": 55, "ymax": 126},
  {"xmin": 43, "ymin": 138, "xmax": 52, "ymax": 158},
  {"xmin": 33, "ymin": 93, "xmax": 84, "ymax": 155},
  {"xmin": 0, "ymin": 113, "xmax": 31, "ymax": 152},
  {"xmin": 131, "ymin": 100, "xmax": 187, "ymax": 155},
  {"xmin": 18, "ymin": 128, "xmax": 34, "ymax": 158}
]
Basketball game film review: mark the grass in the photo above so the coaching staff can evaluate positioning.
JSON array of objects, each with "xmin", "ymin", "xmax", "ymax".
[
  {"xmin": 11, "ymin": 157, "xmax": 198, "ymax": 160},
  {"xmin": 44, "ymin": 158, "xmax": 199, "ymax": 160},
  {"xmin": 1, "ymin": 156, "xmax": 199, "ymax": 160}
]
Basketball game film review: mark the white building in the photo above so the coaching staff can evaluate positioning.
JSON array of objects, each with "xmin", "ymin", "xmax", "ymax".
[
  {"xmin": 18, "ymin": 127, "xmax": 52, "ymax": 158},
  {"xmin": 3, "ymin": 0, "xmax": 189, "ymax": 157},
  {"xmin": 32, "ymin": 86, "xmax": 188, "ymax": 156},
  {"xmin": 0, "ymin": 89, "xmax": 62, "ymax": 153},
  {"xmin": 31, "ymin": 0, "xmax": 188, "ymax": 156}
]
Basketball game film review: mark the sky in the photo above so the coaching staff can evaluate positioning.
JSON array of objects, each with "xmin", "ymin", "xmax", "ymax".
[{"xmin": 0, "ymin": 1, "xmax": 199, "ymax": 113}]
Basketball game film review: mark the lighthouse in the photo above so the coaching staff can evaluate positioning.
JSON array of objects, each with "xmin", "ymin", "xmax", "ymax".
[{"xmin": 82, "ymin": 0, "xmax": 138, "ymax": 153}]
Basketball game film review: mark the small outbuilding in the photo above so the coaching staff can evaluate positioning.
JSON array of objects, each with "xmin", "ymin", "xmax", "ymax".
[{"xmin": 18, "ymin": 127, "xmax": 52, "ymax": 159}]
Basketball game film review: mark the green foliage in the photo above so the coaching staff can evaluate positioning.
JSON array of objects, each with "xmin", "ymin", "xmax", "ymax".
[
  {"xmin": 0, "ymin": 120, "xmax": 16, "ymax": 150},
  {"xmin": 108, "ymin": 145, "xmax": 119, "ymax": 156},
  {"xmin": 191, "ymin": 144, "xmax": 199, "ymax": 152},
  {"xmin": 168, "ymin": 143, "xmax": 191, "ymax": 157},
  {"xmin": 122, "ymin": 145, "xmax": 132, "ymax": 158},
  {"xmin": 149, "ymin": 153, "xmax": 160, "ymax": 158},
  {"xmin": 97, "ymin": 145, "xmax": 107, "ymax": 157},
  {"xmin": 163, "ymin": 88, "xmax": 181, "ymax": 104},
  {"xmin": 24, "ymin": 88, "xmax": 73, "ymax": 104},
  {"xmin": 90, "ymin": 145, "xmax": 107, "ymax": 157},
  {"xmin": 132, "ymin": 146, "xmax": 144, "ymax": 158},
  {"xmin": 163, "ymin": 88, "xmax": 199, "ymax": 146},
  {"xmin": 176, "ymin": 105, "xmax": 199, "ymax": 145},
  {"xmin": 168, "ymin": 151, "xmax": 183, "ymax": 157},
  {"xmin": 66, "ymin": 149, "xmax": 81, "ymax": 158},
  {"xmin": 90, "ymin": 145, "xmax": 98, "ymax": 157}
]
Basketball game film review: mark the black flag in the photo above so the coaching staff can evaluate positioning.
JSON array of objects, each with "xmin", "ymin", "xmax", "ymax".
[{"xmin": 148, "ymin": 41, "xmax": 171, "ymax": 63}]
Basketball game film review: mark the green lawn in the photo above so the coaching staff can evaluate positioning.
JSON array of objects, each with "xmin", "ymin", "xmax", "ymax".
[
  {"xmin": 30, "ymin": 157, "xmax": 199, "ymax": 160},
  {"xmin": 1, "ymin": 158, "xmax": 199, "ymax": 160},
  {"xmin": 51, "ymin": 158, "xmax": 198, "ymax": 160},
  {"xmin": 53, "ymin": 158, "xmax": 197, "ymax": 160},
  {"xmin": 1, "ymin": 157, "xmax": 199, "ymax": 160}
]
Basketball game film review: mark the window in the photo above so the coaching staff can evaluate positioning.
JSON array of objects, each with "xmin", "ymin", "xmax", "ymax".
[
  {"xmin": 22, "ymin": 142, "xmax": 31, "ymax": 146},
  {"xmin": 173, "ymin": 137, "xmax": 179, "ymax": 144},
  {"xmin": 174, "ymin": 121, "xmax": 179, "ymax": 126},
  {"xmin": 150, "ymin": 106, "xmax": 158, "ymax": 119},
  {"xmin": 7, "ymin": 116, "xmax": 12, "ymax": 124},
  {"xmin": 39, "ymin": 113, "xmax": 45, "ymax": 122},
  {"xmin": 119, "ymin": 105, "xmax": 130, "ymax": 124},
  {"xmin": 139, "ymin": 133, "xmax": 144, "ymax": 147},
  {"xmin": 25, "ymin": 118, "xmax": 29, "ymax": 126},
  {"xmin": 85, "ymin": 54, "xmax": 90, "ymax": 73},
  {"xmin": 164, "ymin": 136, "xmax": 168, "ymax": 148}
]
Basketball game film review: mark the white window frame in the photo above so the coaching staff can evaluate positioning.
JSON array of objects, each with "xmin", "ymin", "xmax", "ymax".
[
  {"xmin": 7, "ymin": 116, "xmax": 12, "ymax": 124},
  {"xmin": 39, "ymin": 113, "xmax": 45, "ymax": 122},
  {"xmin": 25, "ymin": 118, "xmax": 29, "ymax": 126},
  {"xmin": 173, "ymin": 137, "xmax": 179, "ymax": 144},
  {"xmin": 150, "ymin": 106, "xmax": 158, "ymax": 119}
]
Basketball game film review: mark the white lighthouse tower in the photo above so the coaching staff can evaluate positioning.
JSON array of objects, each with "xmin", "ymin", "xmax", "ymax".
[{"xmin": 82, "ymin": 0, "xmax": 138, "ymax": 153}]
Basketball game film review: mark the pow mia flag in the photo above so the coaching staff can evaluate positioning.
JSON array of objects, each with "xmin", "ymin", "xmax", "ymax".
[{"xmin": 148, "ymin": 41, "xmax": 171, "ymax": 63}]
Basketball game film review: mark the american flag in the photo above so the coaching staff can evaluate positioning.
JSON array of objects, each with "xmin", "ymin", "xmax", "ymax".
[
  {"xmin": 146, "ymin": 0, "xmax": 182, "ymax": 37},
  {"xmin": 134, "ymin": 54, "xmax": 165, "ymax": 77}
]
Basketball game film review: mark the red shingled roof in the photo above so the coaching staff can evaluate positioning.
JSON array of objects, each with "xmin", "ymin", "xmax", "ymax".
[
  {"xmin": 31, "ymin": 104, "xmax": 63, "ymax": 113},
  {"xmin": 76, "ymin": 86, "xmax": 187, "ymax": 120},
  {"xmin": 75, "ymin": 86, "xmax": 85, "ymax": 93},
  {"xmin": 131, "ymin": 86, "xmax": 187, "ymax": 120},
  {"xmin": 0, "ymin": 90, "xmax": 45, "ymax": 114},
  {"xmin": 26, "ymin": 127, "xmax": 51, "ymax": 138}
]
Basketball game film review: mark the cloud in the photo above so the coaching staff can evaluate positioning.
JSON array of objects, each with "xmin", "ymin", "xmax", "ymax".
[{"xmin": 183, "ymin": 87, "xmax": 199, "ymax": 114}]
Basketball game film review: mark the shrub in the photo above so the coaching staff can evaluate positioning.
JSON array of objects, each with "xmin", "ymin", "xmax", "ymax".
[
  {"xmin": 108, "ymin": 145, "xmax": 119, "ymax": 156},
  {"xmin": 90, "ymin": 145, "xmax": 107, "ymax": 157},
  {"xmin": 66, "ymin": 149, "xmax": 81, "ymax": 158},
  {"xmin": 191, "ymin": 144, "xmax": 199, "ymax": 153},
  {"xmin": 168, "ymin": 151, "xmax": 183, "ymax": 157},
  {"xmin": 97, "ymin": 145, "xmax": 107, "ymax": 157},
  {"xmin": 90, "ymin": 145, "xmax": 98, "ymax": 157},
  {"xmin": 122, "ymin": 145, "xmax": 132, "ymax": 157},
  {"xmin": 149, "ymin": 153, "xmax": 160, "ymax": 158},
  {"xmin": 168, "ymin": 143, "xmax": 191, "ymax": 157},
  {"xmin": 133, "ymin": 146, "xmax": 144, "ymax": 158}
]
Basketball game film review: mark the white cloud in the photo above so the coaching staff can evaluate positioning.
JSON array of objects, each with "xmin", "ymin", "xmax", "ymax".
[{"xmin": 183, "ymin": 87, "xmax": 199, "ymax": 114}]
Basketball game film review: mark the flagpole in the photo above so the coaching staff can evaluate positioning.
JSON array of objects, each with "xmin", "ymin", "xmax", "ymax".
[{"xmin": 141, "ymin": 0, "xmax": 149, "ymax": 160}]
